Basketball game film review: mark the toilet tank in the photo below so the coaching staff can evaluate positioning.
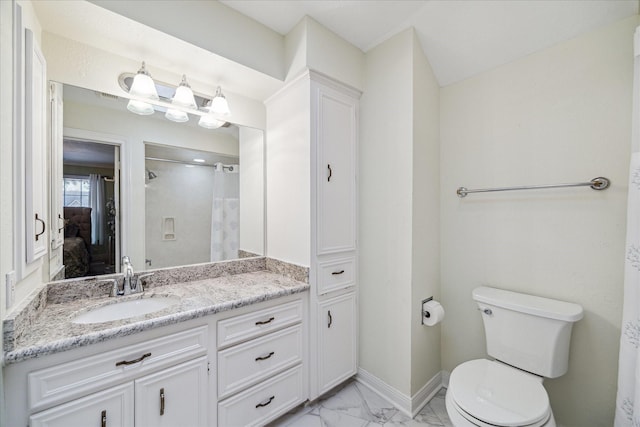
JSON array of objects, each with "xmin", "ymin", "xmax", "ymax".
[{"xmin": 473, "ymin": 286, "xmax": 583, "ymax": 378}]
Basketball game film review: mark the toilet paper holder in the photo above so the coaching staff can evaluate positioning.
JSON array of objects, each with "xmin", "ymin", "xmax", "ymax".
[{"xmin": 421, "ymin": 297, "xmax": 433, "ymax": 325}]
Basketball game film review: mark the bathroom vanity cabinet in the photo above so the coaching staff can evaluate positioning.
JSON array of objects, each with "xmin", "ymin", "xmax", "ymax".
[
  {"xmin": 217, "ymin": 300, "xmax": 305, "ymax": 426},
  {"xmin": 30, "ymin": 357, "xmax": 208, "ymax": 427},
  {"xmin": 17, "ymin": 323, "xmax": 210, "ymax": 427},
  {"xmin": 3, "ymin": 293, "xmax": 307, "ymax": 427}
]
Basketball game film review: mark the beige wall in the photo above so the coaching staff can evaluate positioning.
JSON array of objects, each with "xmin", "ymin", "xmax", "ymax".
[
  {"xmin": 89, "ymin": 0, "xmax": 285, "ymax": 81},
  {"xmin": 43, "ymin": 32, "xmax": 266, "ymax": 131},
  {"xmin": 265, "ymin": 76, "xmax": 311, "ymax": 266},
  {"xmin": 410, "ymin": 31, "xmax": 441, "ymax": 396},
  {"xmin": 1, "ymin": 0, "xmax": 15, "ymax": 323},
  {"xmin": 440, "ymin": 16, "xmax": 639, "ymax": 426},
  {"xmin": 0, "ymin": 1, "xmax": 14, "ymax": 422},
  {"xmin": 284, "ymin": 16, "xmax": 365, "ymax": 90},
  {"xmin": 360, "ymin": 28, "xmax": 440, "ymax": 398}
]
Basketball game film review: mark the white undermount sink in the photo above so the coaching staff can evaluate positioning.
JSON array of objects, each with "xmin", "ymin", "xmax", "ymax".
[{"xmin": 72, "ymin": 296, "xmax": 180, "ymax": 324}]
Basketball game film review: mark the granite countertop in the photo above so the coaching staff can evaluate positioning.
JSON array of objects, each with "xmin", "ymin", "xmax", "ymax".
[{"xmin": 3, "ymin": 259, "xmax": 309, "ymax": 365}]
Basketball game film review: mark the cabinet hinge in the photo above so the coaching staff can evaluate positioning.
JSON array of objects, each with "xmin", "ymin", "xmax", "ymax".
[{"xmin": 207, "ymin": 361, "xmax": 210, "ymax": 375}]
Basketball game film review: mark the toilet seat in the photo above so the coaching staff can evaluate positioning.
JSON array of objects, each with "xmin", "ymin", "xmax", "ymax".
[{"xmin": 448, "ymin": 359, "xmax": 551, "ymax": 427}]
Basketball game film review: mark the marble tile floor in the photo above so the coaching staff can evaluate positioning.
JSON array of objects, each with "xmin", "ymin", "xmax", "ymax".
[{"xmin": 268, "ymin": 381, "xmax": 453, "ymax": 427}]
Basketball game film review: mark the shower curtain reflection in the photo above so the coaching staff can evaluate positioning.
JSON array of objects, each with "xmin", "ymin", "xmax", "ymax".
[{"xmin": 211, "ymin": 163, "xmax": 239, "ymax": 261}]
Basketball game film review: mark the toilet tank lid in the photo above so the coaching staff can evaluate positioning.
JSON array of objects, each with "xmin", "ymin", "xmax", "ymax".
[{"xmin": 473, "ymin": 286, "xmax": 583, "ymax": 322}]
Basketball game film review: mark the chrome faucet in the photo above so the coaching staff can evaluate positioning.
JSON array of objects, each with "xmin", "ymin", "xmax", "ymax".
[
  {"xmin": 104, "ymin": 257, "xmax": 154, "ymax": 297},
  {"xmin": 122, "ymin": 256, "xmax": 135, "ymax": 293}
]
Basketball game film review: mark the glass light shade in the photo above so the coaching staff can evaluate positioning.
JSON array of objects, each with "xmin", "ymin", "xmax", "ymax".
[
  {"xmin": 129, "ymin": 62, "xmax": 159, "ymax": 100},
  {"xmin": 198, "ymin": 114, "xmax": 224, "ymax": 129},
  {"xmin": 165, "ymin": 109, "xmax": 189, "ymax": 123},
  {"xmin": 208, "ymin": 86, "xmax": 230, "ymax": 116},
  {"xmin": 127, "ymin": 99, "xmax": 154, "ymax": 115},
  {"xmin": 171, "ymin": 75, "xmax": 197, "ymax": 109}
]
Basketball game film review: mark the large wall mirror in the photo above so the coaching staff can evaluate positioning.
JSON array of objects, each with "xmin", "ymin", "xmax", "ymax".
[{"xmin": 59, "ymin": 83, "xmax": 265, "ymax": 279}]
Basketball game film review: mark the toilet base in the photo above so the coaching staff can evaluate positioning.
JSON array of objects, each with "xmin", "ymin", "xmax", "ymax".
[{"xmin": 445, "ymin": 387, "xmax": 556, "ymax": 427}]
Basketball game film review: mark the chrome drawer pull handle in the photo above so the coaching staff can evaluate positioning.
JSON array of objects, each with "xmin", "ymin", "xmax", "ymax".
[
  {"xmin": 160, "ymin": 388, "xmax": 165, "ymax": 416},
  {"xmin": 57, "ymin": 214, "xmax": 65, "ymax": 232},
  {"xmin": 332, "ymin": 270, "xmax": 345, "ymax": 275},
  {"xmin": 255, "ymin": 351, "xmax": 275, "ymax": 361},
  {"xmin": 101, "ymin": 410, "xmax": 107, "ymax": 427},
  {"xmin": 256, "ymin": 396, "xmax": 275, "ymax": 408},
  {"xmin": 115, "ymin": 352, "xmax": 151, "ymax": 367},
  {"xmin": 328, "ymin": 310, "xmax": 333, "ymax": 328},
  {"xmin": 255, "ymin": 317, "xmax": 275, "ymax": 325},
  {"xmin": 327, "ymin": 164, "xmax": 332, "ymax": 182}
]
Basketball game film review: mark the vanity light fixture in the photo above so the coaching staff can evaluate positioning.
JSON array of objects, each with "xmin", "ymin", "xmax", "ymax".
[
  {"xmin": 198, "ymin": 114, "xmax": 225, "ymax": 129},
  {"xmin": 126, "ymin": 61, "xmax": 158, "ymax": 116},
  {"xmin": 120, "ymin": 64, "xmax": 232, "ymax": 126},
  {"xmin": 165, "ymin": 75, "xmax": 197, "ymax": 123},
  {"xmin": 193, "ymin": 158, "xmax": 205, "ymax": 163},
  {"xmin": 207, "ymin": 86, "xmax": 231, "ymax": 116}
]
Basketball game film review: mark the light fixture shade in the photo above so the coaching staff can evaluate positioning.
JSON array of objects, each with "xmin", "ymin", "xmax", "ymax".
[
  {"xmin": 127, "ymin": 99, "xmax": 155, "ymax": 115},
  {"xmin": 171, "ymin": 75, "xmax": 197, "ymax": 109},
  {"xmin": 165, "ymin": 108, "xmax": 189, "ymax": 123},
  {"xmin": 198, "ymin": 114, "xmax": 225, "ymax": 129},
  {"xmin": 208, "ymin": 86, "xmax": 230, "ymax": 116},
  {"xmin": 129, "ymin": 61, "xmax": 159, "ymax": 100}
]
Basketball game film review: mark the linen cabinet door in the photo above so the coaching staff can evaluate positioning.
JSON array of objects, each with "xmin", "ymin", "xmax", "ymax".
[
  {"xmin": 313, "ymin": 82, "xmax": 358, "ymax": 256},
  {"xmin": 29, "ymin": 383, "xmax": 134, "ymax": 427},
  {"xmin": 317, "ymin": 292, "xmax": 357, "ymax": 394},
  {"xmin": 134, "ymin": 357, "xmax": 208, "ymax": 427},
  {"xmin": 24, "ymin": 28, "xmax": 48, "ymax": 263}
]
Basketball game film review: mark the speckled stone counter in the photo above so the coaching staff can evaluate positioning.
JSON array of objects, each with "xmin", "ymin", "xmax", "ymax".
[{"xmin": 3, "ymin": 258, "xmax": 309, "ymax": 365}]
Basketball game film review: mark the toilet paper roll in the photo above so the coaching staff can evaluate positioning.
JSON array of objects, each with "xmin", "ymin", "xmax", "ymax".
[{"xmin": 422, "ymin": 300, "xmax": 445, "ymax": 326}]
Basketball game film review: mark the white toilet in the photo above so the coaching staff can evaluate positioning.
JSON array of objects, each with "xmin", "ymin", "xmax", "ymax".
[{"xmin": 445, "ymin": 286, "xmax": 583, "ymax": 427}]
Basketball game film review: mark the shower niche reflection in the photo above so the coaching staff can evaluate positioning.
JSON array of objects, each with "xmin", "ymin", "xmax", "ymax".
[{"xmin": 144, "ymin": 144, "xmax": 248, "ymax": 269}]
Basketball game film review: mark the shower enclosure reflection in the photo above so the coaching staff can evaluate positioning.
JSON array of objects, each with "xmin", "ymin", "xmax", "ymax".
[{"xmin": 144, "ymin": 144, "xmax": 248, "ymax": 269}]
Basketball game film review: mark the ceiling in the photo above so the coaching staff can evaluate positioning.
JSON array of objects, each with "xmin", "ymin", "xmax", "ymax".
[{"xmin": 221, "ymin": 0, "xmax": 639, "ymax": 86}]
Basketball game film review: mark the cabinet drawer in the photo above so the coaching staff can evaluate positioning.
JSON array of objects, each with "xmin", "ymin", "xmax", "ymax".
[
  {"xmin": 217, "ymin": 300, "xmax": 303, "ymax": 349},
  {"xmin": 218, "ymin": 325, "xmax": 303, "ymax": 398},
  {"xmin": 218, "ymin": 366, "xmax": 304, "ymax": 427},
  {"xmin": 317, "ymin": 257, "xmax": 355, "ymax": 295},
  {"xmin": 28, "ymin": 326, "xmax": 208, "ymax": 412}
]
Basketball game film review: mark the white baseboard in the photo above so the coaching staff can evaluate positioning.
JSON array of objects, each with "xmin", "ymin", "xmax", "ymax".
[
  {"xmin": 411, "ymin": 372, "xmax": 444, "ymax": 418},
  {"xmin": 355, "ymin": 368, "xmax": 446, "ymax": 418},
  {"xmin": 442, "ymin": 370, "xmax": 450, "ymax": 388}
]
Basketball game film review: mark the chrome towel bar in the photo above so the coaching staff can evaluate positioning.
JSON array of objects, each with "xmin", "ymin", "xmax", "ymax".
[{"xmin": 456, "ymin": 176, "xmax": 610, "ymax": 198}]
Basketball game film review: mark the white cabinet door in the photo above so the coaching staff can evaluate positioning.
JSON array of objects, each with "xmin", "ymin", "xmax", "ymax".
[
  {"xmin": 24, "ymin": 29, "xmax": 48, "ymax": 263},
  {"xmin": 317, "ymin": 292, "xmax": 357, "ymax": 394},
  {"xmin": 313, "ymin": 82, "xmax": 358, "ymax": 256},
  {"xmin": 134, "ymin": 357, "xmax": 208, "ymax": 427},
  {"xmin": 30, "ymin": 383, "xmax": 134, "ymax": 427}
]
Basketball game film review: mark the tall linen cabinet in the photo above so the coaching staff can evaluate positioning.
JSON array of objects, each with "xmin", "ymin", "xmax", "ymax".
[{"xmin": 266, "ymin": 71, "xmax": 359, "ymax": 400}]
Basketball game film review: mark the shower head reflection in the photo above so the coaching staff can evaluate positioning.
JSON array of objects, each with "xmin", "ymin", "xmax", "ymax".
[{"xmin": 146, "ymin": 169, "xmax": 158, "ymax": 180}]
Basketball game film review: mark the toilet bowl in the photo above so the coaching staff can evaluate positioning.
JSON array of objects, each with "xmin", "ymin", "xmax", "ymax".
[
  {"xmin": 444, "ymin": 287, "xmax": 582, "ymax": 427},
  {"xmin": 445, "ymin": 359, "xmax": 556, "ymax": 427}
]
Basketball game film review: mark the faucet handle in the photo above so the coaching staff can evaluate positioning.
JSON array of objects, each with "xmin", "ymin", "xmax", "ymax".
[
  {"xmin": 136, "ymin": 273, "xmax": 155, "ymax": 291},
  {"xmin": 98, "ymin": 278, "xmax": 122, "ymax": 297}
]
